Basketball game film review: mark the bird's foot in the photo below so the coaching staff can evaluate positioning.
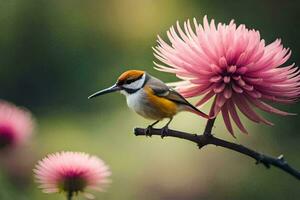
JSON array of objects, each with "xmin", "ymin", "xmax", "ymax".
[
  {"xmin": 160, "ymin": 126, "xmax": 169, "ymax": 139},
  {"xmin": 144, "ymin": 125, "xmax": 153, "ymax": 137}
]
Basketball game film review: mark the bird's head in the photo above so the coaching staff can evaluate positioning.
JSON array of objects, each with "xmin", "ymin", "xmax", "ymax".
[{"xmin": 88, "ymin": 70, "xmax": 148, "ymax": 99}]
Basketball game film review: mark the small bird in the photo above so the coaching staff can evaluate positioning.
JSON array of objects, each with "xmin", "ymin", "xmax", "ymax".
[{"xmin": 89, "ymin": 70, "xmax": 209, "ymax": 136}]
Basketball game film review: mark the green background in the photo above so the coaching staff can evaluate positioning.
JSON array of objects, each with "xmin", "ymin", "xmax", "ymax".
[{"xmin": 0, "ymin": 0, "xmax": 299, "ymax": 199}]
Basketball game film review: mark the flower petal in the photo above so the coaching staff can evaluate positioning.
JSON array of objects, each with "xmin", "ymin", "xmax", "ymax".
[{"xmin": 221, "ymin": 103, "xmax": 235, "ymax": 137}]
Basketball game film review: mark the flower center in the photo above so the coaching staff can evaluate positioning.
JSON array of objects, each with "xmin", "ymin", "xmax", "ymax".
[
  {"xmin": 60, "ymin": 173, "xmax": 87, "ymax": 194},
  {"xmin": 220, "ymin": 65, "xmax": 238, "ymax": 82},
  {"xmin": 210, "ymin": 63, "xmax": 254, "ymax": 98},
  {"xmin": 0, "ymin": 125, "xmax": 15, "ymax": 149}
]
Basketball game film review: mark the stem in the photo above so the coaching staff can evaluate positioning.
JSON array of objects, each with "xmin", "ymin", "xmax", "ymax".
[
  {"xmin": 134, "ymin": 127, "xmax": 300, "ymax": 180},
  {"xmin": 204, "ymin": 99, "xmax": 217, "ymax": 136},
  {"xmin": 67, "ymin": 191, "xmax": 73, "ymax": 200},
  {"xmin": 204, "ymin": 118, "xmax": 216, "ymax": 136}
]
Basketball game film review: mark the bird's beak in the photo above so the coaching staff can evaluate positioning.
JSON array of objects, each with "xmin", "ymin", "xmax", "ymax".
[{"xmin": 88, "ymin": 84, "xmax": 121, "ymax": 99}]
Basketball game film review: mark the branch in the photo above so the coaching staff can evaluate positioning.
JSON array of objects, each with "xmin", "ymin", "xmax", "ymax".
[{"xmin": 134, "ymin": 127, "xmax": 300, "ymax": 180}]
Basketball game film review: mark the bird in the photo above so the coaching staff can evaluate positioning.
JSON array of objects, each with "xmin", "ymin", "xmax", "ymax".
[{"xmin": 88, "ymin": 70, "xmax": 209, "ymax": 137}]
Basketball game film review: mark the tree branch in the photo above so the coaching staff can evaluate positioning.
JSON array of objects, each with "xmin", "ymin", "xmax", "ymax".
[{"xmin": 134, "ymin": 127, "xmax": 300, "ymax": 180}]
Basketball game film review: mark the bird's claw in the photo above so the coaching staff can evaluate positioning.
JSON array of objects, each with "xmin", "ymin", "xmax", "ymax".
[{"xmin": 160, "ymin": 126, "xmax": 169, "ymax": 139}]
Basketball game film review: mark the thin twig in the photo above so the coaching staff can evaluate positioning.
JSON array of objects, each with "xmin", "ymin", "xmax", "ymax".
[
  {"xmin": 134, "ymin": 127, "xmax": 300, "ymax": 180},
  {"xmin": 204, "ymin": 118, "xmax": 216, "ymax": 136},
  {"xmin": 204, "ymin": 99, "xmax": 217, "ymax": 136}
]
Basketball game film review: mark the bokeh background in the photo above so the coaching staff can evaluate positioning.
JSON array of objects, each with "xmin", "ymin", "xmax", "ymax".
[{"xmin": 0, "ymin": 0, "xmax": 299, "ymax": 199}]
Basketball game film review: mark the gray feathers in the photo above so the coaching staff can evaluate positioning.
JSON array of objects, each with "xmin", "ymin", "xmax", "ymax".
[{"xmin": 145, "ymin": 73, "xmax": 198, "ymax": 109}]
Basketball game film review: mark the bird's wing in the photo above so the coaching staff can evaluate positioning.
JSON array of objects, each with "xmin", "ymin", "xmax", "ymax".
[
  {"xmin": 147, "ymin": 77, "xmax": 208, "ymax": 118},
  {"xmin": 152, "ymin": 86, "xmax": 194, "ymax": 106},
  {"xmin": 147, "ymin": 76, "xmax": 193, "ymax": 105}
]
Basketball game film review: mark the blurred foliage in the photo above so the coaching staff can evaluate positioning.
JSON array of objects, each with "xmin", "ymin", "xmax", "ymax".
[{"xmin": 0, "ymin": 0, "xmax": 299, "ymax": 200}]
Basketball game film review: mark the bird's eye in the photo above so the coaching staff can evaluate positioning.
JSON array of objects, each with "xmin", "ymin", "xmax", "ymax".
[
  {"xmin": 125, "ymin": 79, "xmax": 136, "ymax": 84},
  {"xmin": 124, "ymin": 74, "xmax": 143, "ymax": 85}
]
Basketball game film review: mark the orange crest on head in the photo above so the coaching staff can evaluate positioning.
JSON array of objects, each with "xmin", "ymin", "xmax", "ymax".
[{"xmin": 117, "ymin": 70, "xmax": 145, "ymax": 84}]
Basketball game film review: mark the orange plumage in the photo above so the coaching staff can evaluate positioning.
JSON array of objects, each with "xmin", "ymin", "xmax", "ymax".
[
  {"xmin": 117, "ymin": 70, "xmax": 145, "ymax": 83},
  {"xmin": 144, "ymin": 86, "xmax": 178, "ymax": 118}
]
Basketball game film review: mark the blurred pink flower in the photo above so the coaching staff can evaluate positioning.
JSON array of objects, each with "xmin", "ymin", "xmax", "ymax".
[
  {"xmin": 34, "ymin": 151, "xmax": 111, "ymax": 199},
  {"xmin": 154, "ymin": 16, "xmax": 300, "ymax": 136},
  {"xmin": 0, "ymin": 100, "xmax": 34, "ymax": 150}
]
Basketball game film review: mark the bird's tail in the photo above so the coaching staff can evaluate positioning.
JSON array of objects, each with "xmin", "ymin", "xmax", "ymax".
[{"xmin": 184, "ymin": 105, "xmax": 210, "ymax": 119}]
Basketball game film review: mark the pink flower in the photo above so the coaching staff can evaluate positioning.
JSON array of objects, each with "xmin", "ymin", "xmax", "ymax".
[
  {"xmin": 0, "ymin": 100, "xmax": 34, "ymax": 150},
  {"xmin": 154, "ymin": 16, "xmax": 300, "ymax": 136},
  {"xmin": 34, "ymin": 151, "xmax": 111, "ymax": 199}
]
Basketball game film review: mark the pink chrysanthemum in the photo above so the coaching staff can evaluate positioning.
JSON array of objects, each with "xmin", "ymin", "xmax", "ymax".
[
  {"xmin": 0, "ymin": 100, "xmax": 34, "ymax": 150},
  {"xmin": 154, "ymin": 16, "xmax": 300, "ymax": 136},
  {"xmin": 34, "ymin": 151, "xmax": 111, "ymax": 199}
]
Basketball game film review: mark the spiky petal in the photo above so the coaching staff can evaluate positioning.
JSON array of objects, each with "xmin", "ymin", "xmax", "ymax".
[{"xmin": 154, "ymin": 16, "xmax": 300, "ymax": 136}]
